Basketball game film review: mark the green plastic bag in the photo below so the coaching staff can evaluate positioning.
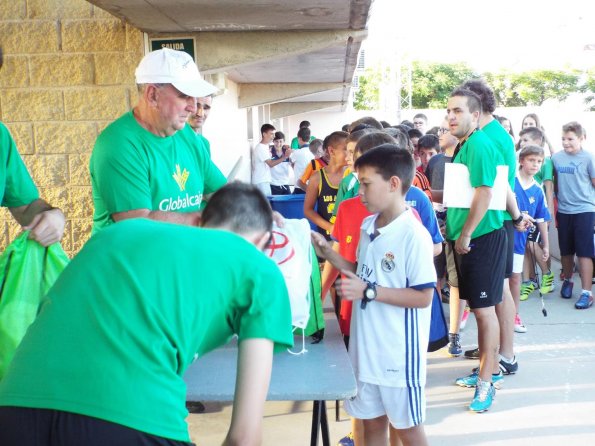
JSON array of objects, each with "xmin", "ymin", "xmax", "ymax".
[
  {"xmin": 295, "ymin": 245, "xmax": 326, "ymax": 339},
  {"xmin": 0, "ymin": 231, "xmax": 69, "ymax": 379}
]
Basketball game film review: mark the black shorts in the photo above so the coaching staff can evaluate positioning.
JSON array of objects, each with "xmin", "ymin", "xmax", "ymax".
[
  {"xmin": 0, "ymin": 407, "xmax": 193, "ymax": 446},
  {"xmin": 434, "ymin": 243, "xmax": 446, "ymax": 278},
  {"xmin": 270, "ymin": 185, "xmax": 291, "ymax": 195},
  {"xmin": 504, "ymin": 220, "xmax": 514, "ymax": 278},
  {"xmin": 557, "ymin": 211, "xmax": 595, "ymax": 258},
  {"xmin": 450, "ymin": 227, "xmax": 507, "ymax": 310}
]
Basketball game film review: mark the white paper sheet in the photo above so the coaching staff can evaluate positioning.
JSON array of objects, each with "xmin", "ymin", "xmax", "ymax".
[{"xmin": 443, "ymin": 164, "xmax": 509, "ymax": 210}]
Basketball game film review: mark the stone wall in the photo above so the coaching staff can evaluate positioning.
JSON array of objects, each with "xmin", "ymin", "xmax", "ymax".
[{"xmin": 0, "ymin": 0, "xmax": 143, "ymax": 255}]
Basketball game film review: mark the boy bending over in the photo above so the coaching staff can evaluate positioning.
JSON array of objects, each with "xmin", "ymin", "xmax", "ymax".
[{"xmin": 0, "ymin": 183, "xmax": 293, "ymax": 446}]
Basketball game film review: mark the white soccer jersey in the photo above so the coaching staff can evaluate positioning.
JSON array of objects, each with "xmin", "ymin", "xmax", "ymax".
[{"xmin": 351, "ymin": 209, "xmax": 436, "ymax": 388}]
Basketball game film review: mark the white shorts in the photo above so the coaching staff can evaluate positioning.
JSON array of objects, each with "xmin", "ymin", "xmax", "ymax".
[
  {"xmin": 512, "ymin": 253, "xmax": 525, "ymax": 274},
  {"xmin": 344, "ymin": 380, "xmax": 425, "ymax": 429}
]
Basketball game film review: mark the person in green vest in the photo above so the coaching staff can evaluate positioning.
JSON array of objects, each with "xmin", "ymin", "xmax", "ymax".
[
  {"xmin": 0, "ymin": 47, "xmax": 65, "ymax": 247},
  {"xmin": 0, "ymin": 182, "xmax": 293, "ymax": 446}
]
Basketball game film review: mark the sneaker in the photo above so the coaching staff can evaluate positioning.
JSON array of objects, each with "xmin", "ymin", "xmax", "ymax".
[
  {"xmin": 575, "ymin": 292, "xmax": 594, "ymax": 310},
  {"xmin": 469, "ymin": 379, "xmax": 495, "ymax": 413},
  {"xmin": 448, "ymin": 333, "xmax": 462, "ymax": 357},
  {"xmin": 499, "ymin": 355, "xmax": 518, "ymax": 375},
  {"xmin": 460, "ymin": 306, "xmax": 470, "ymax": 331},
  {"xmin": 561, "ymin": 279, "xmax": 574, "ymax": 299},
  {"xmin": 539, "ymin": 271, "xmax": 555, "ymax": 294},
  {"xmin": 520, "ymin": 279, "xmax": 537, "ymax": 301},
  {"xmin": 514, "ymin": 313, "xmax": 527, "ymax": 333},
  {"xmin": 464, "ymin": 347, "xmax": 479, "ymax": 360},
  {"xmin": 337, "ymin": 432, "xmax": 354, "ymax": 446},
  {"xmin": 456, "ymin": 370, "xmax": 503, "ymax": 389}
]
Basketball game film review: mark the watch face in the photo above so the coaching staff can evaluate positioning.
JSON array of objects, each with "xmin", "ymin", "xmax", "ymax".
[{"xmin": 365, "ymin": 287, "xmax": 375, "ymax": 300}]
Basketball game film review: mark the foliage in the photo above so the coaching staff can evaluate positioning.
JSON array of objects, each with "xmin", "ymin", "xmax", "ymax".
[
  {"xmin": 410, "ymin": 62, "xmax": 476, "ymax": 109},
  {"xmin": 353, "ymin": 67, "xmax": 382, "ymax": 110},
  {"xmin": 352, "ymin": 62, "xmax": 593, "ymax": 110}
]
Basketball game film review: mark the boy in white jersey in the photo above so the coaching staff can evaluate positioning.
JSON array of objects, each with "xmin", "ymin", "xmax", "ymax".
[{"xmin": 312, "ymin": 144, "xmax": 435, "ymax": 446}]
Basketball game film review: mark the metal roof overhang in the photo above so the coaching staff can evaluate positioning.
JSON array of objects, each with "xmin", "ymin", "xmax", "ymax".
[{"xmin": 85, "ymin": 0, "xmax": 371, "ymax": 116}]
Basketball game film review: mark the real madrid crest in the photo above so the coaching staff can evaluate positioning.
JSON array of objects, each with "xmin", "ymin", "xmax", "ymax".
[{"xmin": 381, "ymin": 252, "xmax": 395, "ymax": 272}]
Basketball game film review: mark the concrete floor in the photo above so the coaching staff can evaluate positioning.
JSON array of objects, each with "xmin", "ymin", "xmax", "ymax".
[{"xmin": 187, "ymin": 259, "xmax": 595, "ymax": 445}]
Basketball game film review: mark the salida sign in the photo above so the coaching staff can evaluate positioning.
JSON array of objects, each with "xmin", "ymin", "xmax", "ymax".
[{"xmin": 150, "ymin": 38, "xmax": 195, "ymax": 60}]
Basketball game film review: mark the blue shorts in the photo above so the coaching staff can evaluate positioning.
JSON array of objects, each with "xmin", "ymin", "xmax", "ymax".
[{"xmin": 557, "ymin": 212, "xmax": 595, "ymax": 258}]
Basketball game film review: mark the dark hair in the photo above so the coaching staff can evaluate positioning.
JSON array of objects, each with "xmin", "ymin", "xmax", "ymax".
[
  {"xmin": 407, "ymin": 128, "xmax": 423, "ymax": 139},
  {"xmin": 380, "ymin": 120, "xmax": 391, "ymax": 128},
  {"xmin": 518, "ymin": 126, "xmax": 544, "ymax": 146},
  {"xmin": 418, "ymin": 134, "xmax": 440, "ymax": 151},
  {"xmin": 522, "ymin": 113, "xmax": 542, "ymax": 130},
  {"xmin": 297, "ymin": 127, "xmax": 311, "ymax": 142},
  {"xmin": 309, "ymin": 138, "xmax": 323, "ymax": 156},
  {"xmin": 383, "ymin": 128, "xmax": 410, "ymax": 150},
  {"xmin": 347, "ymin": 128, "xmax": 374, "ymax": 144},
  {"xmin": 350, "ymin": 116, "xmax": 383, "ymax": 131},
  {"xmin": 324, "ymin": 131, "xmax": 348, "ymax": 150},
  {"xmin": 355, "ymin": 132, "xmax": 396, "ymax": 155},
  {"xmin": 341, "ymin": 123, "xmax": 350, "ymax": 132},
  {"xmin": 497, "ymin": 116, "xmax": 514, "ymax": 138},
  {"xmin": 299, "ymin": 120, "xmax": 311, "ymax": 128},
  {"xmin": 273, "ymin": 131, "xmax": 285, "ymax": 141},
  {"xmin": 354, "ymin": 144, "xmax": 414, "ymax": 192},
  {"xmin": 461, "ymin": 78, "xmax": 496, "ymax": 114},
  {"xmin": 201, "ymin": 183, "xmax": 272, "ymax": 235},
  {"xmin": 400, "ymin": 120, "xmax": 414, "ymax": 129},
  {"xmin": 426, "ymin": 126, "xmax": 440, "ymax": 136},
  {"xmin": 261, "ymin": 123, "xmax": 275, "ymax": 135},
  {"xmin": 562, "ymin": 121, "xmax": 585, "ymax": 138},
  {"xmin": 518, "ymin": 145, "xmax": 545, "ymax": 161},
  {"xmin": 394, "ymin": 124, "xmax": 412, "ymax": 134},
  {"xmin": 449, "ymin": 88, "xmax": 482, "ymax": 114}
]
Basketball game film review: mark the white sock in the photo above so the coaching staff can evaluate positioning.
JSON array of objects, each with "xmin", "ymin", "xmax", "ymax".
[{"xmin": 582, "ymin": 289, "xmax": 592, "ymax": 296}]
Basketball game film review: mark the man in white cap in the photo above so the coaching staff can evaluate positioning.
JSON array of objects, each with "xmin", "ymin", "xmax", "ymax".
[{"xmin": 90, "ymin": 48, "xmax": 227, "ymax": 232}]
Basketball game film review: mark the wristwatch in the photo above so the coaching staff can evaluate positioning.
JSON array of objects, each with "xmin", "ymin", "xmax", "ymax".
[
  {"xmin": 361, "ymin": 282, "xmax": 377, "ymax": 310},
  {"xmin": 513, "ymin": 214, "xmax": 524, "ymax": 225}
]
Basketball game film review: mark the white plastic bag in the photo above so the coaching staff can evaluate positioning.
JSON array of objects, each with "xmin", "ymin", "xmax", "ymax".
[{"xmin": 264, "ymin": 219, "xmax": 312, "ymax": 331}]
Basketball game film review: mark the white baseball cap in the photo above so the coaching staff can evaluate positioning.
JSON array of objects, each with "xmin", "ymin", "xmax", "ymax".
[{"xmin": 135, "ymin": 48, "xmax": 217, "ymax": 98}]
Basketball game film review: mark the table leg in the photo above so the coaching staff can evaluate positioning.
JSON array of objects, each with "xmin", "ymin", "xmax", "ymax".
[
  {"xmin": 310, "ymin": 400, "xmax": 322, "ymax": 446},
  {"xmin": 320, "ymin": 400, "xmax": 330, "ymax": 446}
]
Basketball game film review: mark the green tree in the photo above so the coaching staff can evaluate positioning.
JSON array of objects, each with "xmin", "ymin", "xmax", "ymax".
[
  {"xmin": 411, "ymin": 62, "xmax": 476, "ymax": 108},
  {"xmin": 353, "ymin": 67, "xmax": 382, "ymax": 110},
  {"xmin": 580, "ymin": 69, "xmax": 595, "ymax": 111}
]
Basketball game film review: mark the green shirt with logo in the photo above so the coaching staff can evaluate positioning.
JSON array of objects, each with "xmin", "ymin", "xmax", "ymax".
[
  {"xmin": 90, "ymin": 112, "xmax": 226, "ymax": 232},
  {"xmin": 534, "ymin": 156, "xmax": 553, "ymax": 185},
  {"xmin": 482, "ymin": 119, "xmax": 516, "ymax": 220},
  {"xmin": 0, "ymin": 219, "xmax": 293, "ymax": 442},
  {"xmin": 0, "ymin": 122, "xmax": 39, "ymax": 208},
  {"xmin": 446, "ymin": 130, "xmax": 505, "ymax": 241}
]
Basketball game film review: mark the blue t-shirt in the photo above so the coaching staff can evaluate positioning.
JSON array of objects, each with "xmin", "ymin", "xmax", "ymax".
[
  {"xmin": 405, "ymin": 186, "xmax": 444, "ymax": 245},
  {"xmin": 513, "ymin": 176, "xmax": 550, "ymax": 255},
  {"xmin": 551, "ymin": 149, "xmax": 595, "ymax": 214}
]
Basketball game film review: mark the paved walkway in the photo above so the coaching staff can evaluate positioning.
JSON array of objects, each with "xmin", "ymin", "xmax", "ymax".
[{"xmin": 188, "ymin": 258, "xmax": 595, "ymax": 445}]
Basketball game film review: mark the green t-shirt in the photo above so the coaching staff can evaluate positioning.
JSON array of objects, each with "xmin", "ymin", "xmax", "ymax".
[
  {"xmin": 0, "ymin": 122, "xmax": 39, "ymax": 207},
  {"xmin": 446, "ymin": 130, "xmax": 505, "ymax": 241},
  {"xmin": 90, "ymin": 112, "xmax": 227, "ymax": 232},
  {"xmin": 482, "ymin": 119, "xmax": 516, "ymax": 220},
  {"xmin": 0, "ymin": 219, "xmax": 293, "ymax": 442},
  {"xmin": 534, "ymin": 156, "xmax": 553, "ymax": 185},
  {"xmin": 290, "ymin": 135, "xmax": 316, "ymax": 149},
  {"xmin": 196, "ymin": 133, "xmax": 211, "ymax": 157},
  {"xmin": 332, "ymin": 172, "xmax": 359, "ymax": 217}
]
